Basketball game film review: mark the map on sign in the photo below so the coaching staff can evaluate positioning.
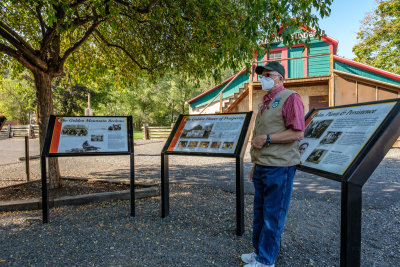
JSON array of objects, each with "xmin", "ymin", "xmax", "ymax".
[
  {"xmin": 299, "ymin": 101, "xmax": 397, "ymax": 175},
  {"xmin": 167, "ymin": 114, "xmax": 248, "ymax": 154},
  {"xmin": 48, "ymin": 116, "xmax": 129, "ymax": 154}
]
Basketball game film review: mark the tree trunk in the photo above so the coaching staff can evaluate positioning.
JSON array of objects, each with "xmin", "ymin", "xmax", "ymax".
[
  {"xmin": 171, "ymin": 102, "xmax": 174, "ymax": 124},
  {"xmin": 181, "ymin": 101, "xmax": 185, "ymax": 114},
  {"xmin": 33, "ymin": 71, "xmax": 63, "ymax": 189}
]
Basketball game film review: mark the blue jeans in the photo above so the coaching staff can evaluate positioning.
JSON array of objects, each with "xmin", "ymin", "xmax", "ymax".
[{"xmin": 252, "ymin": 165, "xmax": 296, "ymax": 265}]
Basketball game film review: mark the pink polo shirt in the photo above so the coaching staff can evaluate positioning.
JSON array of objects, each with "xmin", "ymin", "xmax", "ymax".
[{"xmin": 261, "ymin": 86, "xmax": 305, "ymax": 131}]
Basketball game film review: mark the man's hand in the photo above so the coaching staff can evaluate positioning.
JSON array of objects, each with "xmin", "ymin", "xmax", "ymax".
[
  {"xmin": 251, "ymin": 135, "xmax": 267, "ymax": 149},
  {"xmin": 251, "ymin": 128, "xmax": 304, "ymax": 148},
  {"xmin": 248, "ymin": 164, "xmax": 255, "ymax": 182}
]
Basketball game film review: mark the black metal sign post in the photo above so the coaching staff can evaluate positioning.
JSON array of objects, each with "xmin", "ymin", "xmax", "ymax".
[
  {"xmin": 235, "ymin": 156, "xmax": 244, "ymax": 235},
  {"xmin": 41, "ymin": 155, "xmax": 49, "ymax": 223},
  {"xmin": 297, "ymin": 99, "xmax": 400, "ymax": 267},
  {"xmin": 41, "ymin": 115, "xmax": 134, "ymax": 223},
  {"xmin": 160, "ymin": 112, "xmax": 253, "ymax": 236},
  {"xmin": 161, "ymin": 153, "xmax": 169, "ymax": 218},
  {"xmin": 340, "ymin": 182, "xmax": 362, "ymax": 267},
  {"xmin": 130, "ymin": 150, "xmax": 135, "ymax": 217}
]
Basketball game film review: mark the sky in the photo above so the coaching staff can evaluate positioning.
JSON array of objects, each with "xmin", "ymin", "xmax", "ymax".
[{"xmin": 318, "ymin": 0, "xmax": 378, "ymax": 59}]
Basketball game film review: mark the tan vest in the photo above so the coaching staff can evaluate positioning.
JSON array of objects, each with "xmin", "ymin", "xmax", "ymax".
[{"xmin": 250, "ymin": 89, "xmax": 301, "ymax": 167}]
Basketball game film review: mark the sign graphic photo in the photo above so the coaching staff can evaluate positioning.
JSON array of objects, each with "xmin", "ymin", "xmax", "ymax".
[
  {"xmin": 165, "ymin": 113, "xmax": 250, "ymax": 156},
  {"xmin": 44, "ymin": 116, "xmax": 131, "ymax": 156}
]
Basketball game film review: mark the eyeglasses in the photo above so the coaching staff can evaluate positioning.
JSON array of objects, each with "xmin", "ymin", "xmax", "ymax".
[{"xmin": 262, "ymin": 73, "xmax": 280, "ymax": 78}]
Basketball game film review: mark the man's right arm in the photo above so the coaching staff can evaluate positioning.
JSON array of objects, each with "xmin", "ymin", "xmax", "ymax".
[{"xmin": 249, "ymin": 163, "xmax": 255, "ymax": 182}]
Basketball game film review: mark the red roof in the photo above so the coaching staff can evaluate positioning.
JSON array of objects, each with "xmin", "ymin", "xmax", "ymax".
[{"xmin": 334, "ymin": 56, "xmax": 400, "ymax": 82}]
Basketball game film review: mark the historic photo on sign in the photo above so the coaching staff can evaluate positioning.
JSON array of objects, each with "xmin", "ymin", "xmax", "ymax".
[
  {"xmin": 320, "ymin": 131, "xmax": 342, "ymax": 145},
  {"xmin": 304, "ymin": 120, "xmax": 333, "ymax": 139},
  {"xmin": 306, "ymin": 149, "xmax": 328, "ymax": 164},
  {"xmin": 181, "ymin": 123, "xmax": 213, "ymax": 138}
]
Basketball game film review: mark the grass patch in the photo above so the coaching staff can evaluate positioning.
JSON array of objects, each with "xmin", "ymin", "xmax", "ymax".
[{"xmin": 133, "ymin": 130, "xmax": 143, "ymax": 139}]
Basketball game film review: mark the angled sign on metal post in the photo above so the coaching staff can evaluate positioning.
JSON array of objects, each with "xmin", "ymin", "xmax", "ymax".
[
  {"xmin": 41, "ymin": 115, "xmax": 135, "ymax": 223},
  {"xmin": 297, "ymin": 98, "xmax": 400, "ymax": 267},
  {"xmin": 160, "ymin": 112, "xmax": 253, "ymax": 236}
]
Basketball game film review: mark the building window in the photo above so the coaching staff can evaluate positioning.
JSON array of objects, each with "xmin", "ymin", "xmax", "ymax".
[{"xmin": 268, "ymin": 51, "xmax": 282, "ymax": 62}]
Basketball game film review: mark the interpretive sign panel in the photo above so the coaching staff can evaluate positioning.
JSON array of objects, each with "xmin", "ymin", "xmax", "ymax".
[
  {"xmin": 43, "ymin": 115, "xmax": 132, "ymax": 156},
  {"xmin": 161, "ymin": 112, "xmax": 253, "ymax": 236},
  {"xmin": 164, "ymin": 113, "xmax": 251, "ymax": 156},
  {"xmin": 298, "ymin": 99, "xmax": 400, "ymax": 181},
  {"xmin": 41, "ymin": 115, "xmax": 135, "ymax": 223},
  {"xmin": 297, "ymin": 99, "xmax": 400, "ymax": 267}
]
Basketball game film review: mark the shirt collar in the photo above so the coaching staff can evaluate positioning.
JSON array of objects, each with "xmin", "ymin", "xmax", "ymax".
[{"xmin": 263, "ymin": 85, "xmax": 285, "ymax": 102}]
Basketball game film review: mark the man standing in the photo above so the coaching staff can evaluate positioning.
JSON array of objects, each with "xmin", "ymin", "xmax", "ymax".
[{"xmin": 241, "ymin": 61, "xmax": 305, "ymax": 267}]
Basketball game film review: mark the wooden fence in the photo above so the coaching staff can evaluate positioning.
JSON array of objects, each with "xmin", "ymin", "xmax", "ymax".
[
  {"xmin": 142, "ymin": 124, "xmax": 173, "ymax": 139},
  {"xmin": 0, "ymin": 124, "xmax": 39, "ymax": 138}
]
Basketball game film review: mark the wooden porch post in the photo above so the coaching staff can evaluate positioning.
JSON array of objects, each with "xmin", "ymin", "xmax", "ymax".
[
  {"xmin": 219, "ymin": 92, "xmax": 223, "ymax": 113},
  {"xmin": 249, "ymin": 65, "xmax": 254, "ymax": 111},
  {"xmin": 329, "ymin": 53, "xmax": 335, "ymax": 107}
]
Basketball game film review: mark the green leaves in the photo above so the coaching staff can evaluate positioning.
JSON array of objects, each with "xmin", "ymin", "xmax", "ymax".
[
  {"xmin": 353, "ymin": 0, "xmax": 400, "ymax": 74},
  {"xmin": 0, "ymin": 71, "xmax": 36, "ymax": 124},
  {"xmin": 0, "ymin": 0, "xmax": 332, "ymax": 123}
]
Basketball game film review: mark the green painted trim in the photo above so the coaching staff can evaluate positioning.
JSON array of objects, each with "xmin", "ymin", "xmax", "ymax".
[
  {"xmin": 334, "ymin": 61, "xmax": 400, "ymax": 86},
  {"xmin": 189, "ymin": 73, "xmax": 249, "ymax": 108},
  {"xmin": 269, "ymin": 37, "xmax": 326, "ymax": 49}
]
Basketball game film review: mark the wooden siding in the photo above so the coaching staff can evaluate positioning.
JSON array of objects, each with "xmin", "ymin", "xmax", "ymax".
[
  {"xmin": 334, "ymin": 74, "xmax": 400, "ymax": 106},
  {"xmin": 334, "ymin": 61, "xmax": 400, "ymax": 87},
  {"xmin": 334, "ymin": 76, "xmax": 357, "ymax": 105},
  {"xmin": 189, "ymin": 72, "xmax": 249, "ymax": 108},
  {"xmin": 308, "ymin": 42, "xmax": 330, "ymax": 76},
  {"xmin": 357, "ymin": 82, "xmax": 377, "ymax": 103},
  {"xmin": 378, "ymin": 88, "xmax": 398, "ymax": 100}
]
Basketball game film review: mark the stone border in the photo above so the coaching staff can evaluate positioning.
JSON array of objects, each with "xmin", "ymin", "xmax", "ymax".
[{"xmin": 0, "ymin": 186, "xmax": 159, "ymax": 212}]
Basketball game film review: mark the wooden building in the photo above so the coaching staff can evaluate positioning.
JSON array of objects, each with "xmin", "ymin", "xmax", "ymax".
[{"xmin": 188, "ymin": 29, "xmax": 400, "ymax": 117}]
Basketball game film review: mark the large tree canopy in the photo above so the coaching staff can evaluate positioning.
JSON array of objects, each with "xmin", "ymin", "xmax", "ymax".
[
  {"xmin": 353, "ymin": 0, "xmax": 400, "ymax": 74},
  {"xmin": 0, "ymin": 0, "xmax": 331, "ymax": 187}
]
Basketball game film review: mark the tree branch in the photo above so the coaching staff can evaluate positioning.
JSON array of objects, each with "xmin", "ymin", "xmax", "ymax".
[
  {"xmin": 94, "ymin": 29, "xmax": 148, "ymax": 70},
  {"xmin": 35, "ymin": 3, "xmax": 47, "ymax": 37},
  {"xmin": 40, "ymin": 3, "xmax": 65, "ymax": 56},
  {"xmin": 0, "ymin": 21, "xmax": 35, "ymax": 53},
  {"xmin": 40, "ymin": 27, "xmax": 58, "ymax": 55},
  {"xmin": 0, "ymin": 43, "xmax": 39, "ymax": 72},
  {"xmin": 0, "ymin": 24, "xmax": 48, "ymax": 71},
  {"xmin": 68, "ymin": 16, "xmax": 98, "ymax": 28},
  {"xmin": 69, "ymin": 0, "xmax": 89, "ymax": 9},
  {"xmin": 59, "ymin": 19, "xmax": 102, "ymax": 70},
  {"xmin": 114, "ymin": 0, "xmax": 160, "ymax": 14}
]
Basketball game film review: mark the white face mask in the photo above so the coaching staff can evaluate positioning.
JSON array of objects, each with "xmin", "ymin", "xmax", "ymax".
[{"xmin": 260, "ymin": 76, "xmax": 275, "ymax": 92}]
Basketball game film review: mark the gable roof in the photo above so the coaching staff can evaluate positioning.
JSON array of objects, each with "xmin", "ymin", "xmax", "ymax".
[
  {"xmin": 334, "ymin": 56, "xmax": 400, "ymax": 82},
  {"xmin": 188, "ymin": 29, "xmax": 338, "ymax": 105},
  {"xmin": 187, "ymin": 69, "xmax": 247, "ymax": 104}
]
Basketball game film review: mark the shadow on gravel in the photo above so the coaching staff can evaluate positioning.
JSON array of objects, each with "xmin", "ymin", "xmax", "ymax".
[{"xmin": 84, "ymin": 156, "xmax": 400, "ymax": 210}]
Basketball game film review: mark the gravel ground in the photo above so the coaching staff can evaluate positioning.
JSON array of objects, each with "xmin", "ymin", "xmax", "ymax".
[{"xmin": 1, "ymin": 139, "xmax": 400, "ymax": 266}]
